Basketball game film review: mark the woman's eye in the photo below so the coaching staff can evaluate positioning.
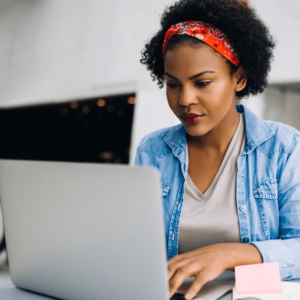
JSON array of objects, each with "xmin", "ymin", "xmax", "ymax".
[
  {"xmin": 167, "ymin": 83, "xmax": 179, "ymax": 89},
  {"xmin": 195, "ymin": 81, "xmax": 211, "ymax": 87}
]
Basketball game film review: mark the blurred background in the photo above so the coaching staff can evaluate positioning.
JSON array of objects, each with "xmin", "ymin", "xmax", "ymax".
[{"xmin": 0, "ymin": 0, "xmax": 299, "ymax": 286}]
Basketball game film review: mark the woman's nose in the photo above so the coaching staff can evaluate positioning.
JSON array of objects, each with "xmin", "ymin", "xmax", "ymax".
[{"xmin": 178, "ymin": 86, "xmax": 198, "ymax": 107}]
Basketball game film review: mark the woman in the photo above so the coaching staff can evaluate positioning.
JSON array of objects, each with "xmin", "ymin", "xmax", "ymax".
[{"xmin": 135, "ymin": 0, "xmax": 300, "ymax": 299}]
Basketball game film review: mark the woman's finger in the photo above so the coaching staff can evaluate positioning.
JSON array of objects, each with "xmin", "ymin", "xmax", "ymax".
[
  {"xmin": 184, "ymin": 273, "xmax": 207, "ymax": 300},
  {"xmin": 168, "ymin": 253, "xmax": 189, "ymax": 265},
  {"xmin": 168, "ymin": 268, "xmax": 189, "ymax": 298},
  {"xmin": 167, "ymin": 256, "xmax": 195, "ymax": 280}
]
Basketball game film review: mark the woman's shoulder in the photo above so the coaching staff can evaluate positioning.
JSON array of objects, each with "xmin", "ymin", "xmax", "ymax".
[
  {"xmin": 259, "ymin": 119, "xmax": 300, "ymax": 156},
  {"xmin": 137, "ymin": 124, "xmax": 182, "ymax": 158}
]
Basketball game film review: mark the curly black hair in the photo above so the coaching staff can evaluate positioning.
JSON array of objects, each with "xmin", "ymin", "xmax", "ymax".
[{"xmin": 140, "ymin": 0, "xmax": 275, "ymax": 98}]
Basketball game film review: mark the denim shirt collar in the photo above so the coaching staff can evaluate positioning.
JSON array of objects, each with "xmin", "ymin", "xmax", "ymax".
[
  {"xmin": 236, "ymin": 104, "xmax": 275, "ymax": 154},
  {"xmin": 161, "ymin": 104, "xmax": 275, "ymax": 174},
  {"xmin": 161, "ymin": 123, "xmax": 188, "ymax": 177}
]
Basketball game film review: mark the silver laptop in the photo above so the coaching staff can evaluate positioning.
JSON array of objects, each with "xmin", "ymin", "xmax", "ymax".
[{"xmin": 0, "ymin": 159, "xmax": 168, "ymax": 300}]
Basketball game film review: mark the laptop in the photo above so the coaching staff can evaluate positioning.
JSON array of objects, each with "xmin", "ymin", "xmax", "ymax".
[{"xmin": 0, "ymin": 159, "xmax": 169, "ymax": 300}]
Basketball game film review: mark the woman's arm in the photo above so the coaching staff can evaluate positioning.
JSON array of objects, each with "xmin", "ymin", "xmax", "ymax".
[
  {"xmin": 250, "ymin": 129, "xmax": 300, "ymax": 280},
  {"xmin": 167, "ymin": 243, "xmax": 262, "ymax": 299},
  {"xmin": 222, "ymin": 243, "xmax": 263, "ymax": 271}
]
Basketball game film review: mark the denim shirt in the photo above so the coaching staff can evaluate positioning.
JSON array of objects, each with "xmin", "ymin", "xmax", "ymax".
[{"xmin": 134, "ymin": 104, "xmax": 300, "ymax": 280}]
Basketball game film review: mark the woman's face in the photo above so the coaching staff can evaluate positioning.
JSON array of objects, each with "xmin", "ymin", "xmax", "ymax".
[{"xmin": 164, "ymin": 44, "xmax": 245, "ymax": 137}]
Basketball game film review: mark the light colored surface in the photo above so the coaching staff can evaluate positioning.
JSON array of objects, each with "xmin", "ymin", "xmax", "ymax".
[
  {"xmin": 0, "ymin": 0, "xmax": 299, "ymax": 108},
  {"xmin": 0, "ymin": 0, "xmax": 175, "ymax": 107},
  {"xmin": 232, "ymin": 281, "xmax": 300, "ymax": 300},
  {"xmin": 0, "ymin": 283, "xmax": 56, "ymax": 299},
  {"xmin": 0, "ymin": 272, "xmax": 234, "ymax": 300},
  {"xmin": 250, "ymin": 0, "xmax": 300, "ymax": 84},
  {"xmin": 0, "ymin": 283, "xmax": 231, "ymax": 300},
  {"xmin": 1, "ymin": 271, "xmax": 298, "ymax": 300},
  {"xmin": 0, "ymin": 160, "xmax": 168, "ymax": 300}
]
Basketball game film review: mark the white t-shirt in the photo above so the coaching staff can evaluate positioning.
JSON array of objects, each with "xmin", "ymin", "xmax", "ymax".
[{"xmin": 178, "ymin": 113, "xmax": 246, "ymax": 254}]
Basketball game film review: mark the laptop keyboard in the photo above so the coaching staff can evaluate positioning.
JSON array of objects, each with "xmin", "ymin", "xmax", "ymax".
[{"xmin": 170, "ymin": 292, "xmax": 186, "ymax": 300}]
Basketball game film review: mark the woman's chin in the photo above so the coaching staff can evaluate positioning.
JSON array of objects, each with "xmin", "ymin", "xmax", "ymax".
[{"xmin": 183, "ymin": 124, "xmax": 211, "ymax": 137}]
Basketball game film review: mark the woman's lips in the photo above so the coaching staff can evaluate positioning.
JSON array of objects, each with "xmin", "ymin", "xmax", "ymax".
[{"xmin": 181, "ymin": 113, "xmax": 205, "ymax": 124}]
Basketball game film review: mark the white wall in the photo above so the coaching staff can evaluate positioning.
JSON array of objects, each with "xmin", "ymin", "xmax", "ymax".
[
  {"xmin": 0, "ymin": 0, "xmax": 175, "ymax": 107},
  {"xmin": 0, "ymin": 0, "xmax": 300, "ymax": 163},
  {"xmin": 250, "ymin": 0, "xmax": 300, "ymax": 84},
  {"xmin": 0, "ymin": 0, "xmax": 180, "ymax": 165},
  {"xmin": 2, "ymin": 0, "xmax": 300, "ymax": 108},
  {"xmin": 242, "ymin": 0, "xmax": 300, "ymax": 129}
]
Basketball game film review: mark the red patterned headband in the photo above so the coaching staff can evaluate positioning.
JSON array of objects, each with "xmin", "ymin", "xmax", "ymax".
[{"xmin": 162, "ymin": 21, "xmax": 240, "ymax": 66}]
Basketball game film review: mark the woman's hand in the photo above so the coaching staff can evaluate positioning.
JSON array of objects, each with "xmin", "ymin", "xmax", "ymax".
[{"xmin": 167, "ymin": 243, "xmax": 263, "ymax": 299}]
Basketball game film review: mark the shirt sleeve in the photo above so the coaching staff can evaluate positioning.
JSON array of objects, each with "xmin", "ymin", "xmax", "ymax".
[
  {"xmin": 134, "ymin": 135, "xmax": 153, "ymax": 167},
  {"xmin": 134, "ymin": 146, "xmax": 142, "ymax": 166},
  {"xmin": 251, "ymin": 129, "xmax": 300, "ymax": 280}
]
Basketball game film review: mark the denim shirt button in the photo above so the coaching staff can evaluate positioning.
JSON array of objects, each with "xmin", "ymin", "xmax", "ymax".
[
  {"xmin": 240, "ymin": 205, "xmax": 246, "ymax": 212},
  {"xmin": 243, "ymin": 237, "xmax": 249, "ymax": 243}
]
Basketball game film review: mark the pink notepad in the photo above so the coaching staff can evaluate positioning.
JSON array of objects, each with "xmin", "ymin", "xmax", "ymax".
[{"xmin": 235, "ymin": 262, "xmax": 283, "ymax": 295}]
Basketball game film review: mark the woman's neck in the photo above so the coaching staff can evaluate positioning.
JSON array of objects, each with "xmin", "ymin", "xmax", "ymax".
[{"xmin": 187, "ymin": 105, "xmax": 241, "ymax": 155}]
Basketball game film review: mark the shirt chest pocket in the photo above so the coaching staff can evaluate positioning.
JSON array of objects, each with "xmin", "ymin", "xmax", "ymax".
[
  {"xmin": 252, "ymin": 179, "xmax": 279, "ymax": 239},
  {"xmin": 253, "ymin": 179, "xmax": 278, "ymax": 200}
]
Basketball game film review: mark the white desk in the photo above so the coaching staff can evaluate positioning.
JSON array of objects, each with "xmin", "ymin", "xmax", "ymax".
[
  {"xmin": 1, "ymin": 278, "xmax": 299, "ymax": 300},
  {"xmin": 0, "ymin": 283, "xmax": 232, "ymax": 300},
  {"xmin": 0, "ymin": 283, "xmax": 57, "ymax": 299},
  {"xmin": 0, "ymin": 270, "xmax": 236, "ymax": 300}
]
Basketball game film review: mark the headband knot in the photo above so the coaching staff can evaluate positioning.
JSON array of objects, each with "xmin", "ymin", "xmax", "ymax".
[{"xmin": 162, "ymin": 21, "xmax": 240, "ymax": 66}]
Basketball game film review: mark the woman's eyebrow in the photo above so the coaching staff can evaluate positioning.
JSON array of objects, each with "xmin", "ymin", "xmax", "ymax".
[
  {"xmin": 164, "ymin": 71, "xmax": 215, "ymax": 80},
  {"xmin": 164, "ymin": 72, "xmax": 178, "ymax": 80},
  {"xmin": 189, "ymin": 71, "xmax": 215, "ymax": 80}
]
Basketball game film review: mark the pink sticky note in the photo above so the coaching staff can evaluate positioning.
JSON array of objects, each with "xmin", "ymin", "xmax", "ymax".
[{"xmin": 235, "ymin": 262, "xmax": 283, "ymax": 295}]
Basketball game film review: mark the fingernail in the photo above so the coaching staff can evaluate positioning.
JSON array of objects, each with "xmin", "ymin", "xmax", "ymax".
[{"xmin": 185, "ymin": 293, "xmax": 193, "ymax": 300}]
